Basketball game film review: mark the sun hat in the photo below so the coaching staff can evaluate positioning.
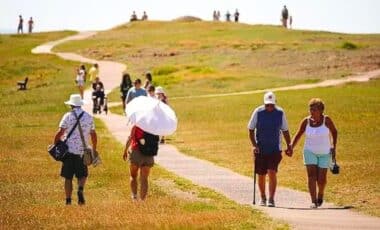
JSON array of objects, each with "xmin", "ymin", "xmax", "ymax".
[
  {"xmin": 264, "ymin": 91, "xmax": 276, "ymax": 105},
  {"xmin": 64, "ymin": 94, "xmax": 85, "ymax": 106},
  {"xmin": 155, "ymin": 86, "xmax": 165, "ymax": 95}
]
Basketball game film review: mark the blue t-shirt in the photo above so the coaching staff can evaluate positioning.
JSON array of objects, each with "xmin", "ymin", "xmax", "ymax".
[
  {"xmin": 247, "ymin": 105, "xmax": 288, "ymax": 154},
  {"xmin": 125, "ymin": 87, "xmax": 147, "ymax": 103}
]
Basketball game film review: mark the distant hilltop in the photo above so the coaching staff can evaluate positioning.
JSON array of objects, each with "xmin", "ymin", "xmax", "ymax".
[{"xmin": 173, "ymin": 16, "xmax": 202, "ymax": 22}]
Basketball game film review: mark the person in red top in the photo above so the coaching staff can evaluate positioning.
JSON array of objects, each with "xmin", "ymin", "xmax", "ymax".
[{"xmin": 123, "ymin": 126, "xmax": 154, "ymax": 200}]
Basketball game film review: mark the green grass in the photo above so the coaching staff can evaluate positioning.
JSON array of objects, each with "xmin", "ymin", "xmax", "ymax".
[
  {"xmin": 55, "ymin": 21, "xmax": 380, "ymax": 99},
  {"xmin": 0, "ymin": 32, "xmax": 285, "ymax": 229}
]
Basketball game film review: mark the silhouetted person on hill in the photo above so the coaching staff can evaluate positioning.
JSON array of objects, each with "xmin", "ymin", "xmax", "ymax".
[
  {"xmin": 281, "ymin": 5, "xmax": 289, "ymax": 28},
  {"xmin": 216, "ymin": 11, "xmax": 221, "ymax": 21},
  {"xmin": 289, "ymin": 16, "xmax": 293, "ymax": 29},
  {"xmin": 234, "ymin": 9, "xmax": 240, "ymax": 22},
  {"xmin": 130, "ymin": 11, "xmax": 138, "ymax": 22},
  {"xmin": 213, "ymin": 10, "xmax": 217, "ymax": 21},
  {"xmin": 28, "ymin": 17, "xmax": 34, "ymax": 33},
  {"xmin": 17, "ymin": 15, "xmax": 23, "ymax": 34},
  {"xmin": 142, "ymin": 11, "xmax": 148, "ymax": 20},
  {"xmin": 226, "ymin": 11, "xmax": 231, "ymax": 22}
]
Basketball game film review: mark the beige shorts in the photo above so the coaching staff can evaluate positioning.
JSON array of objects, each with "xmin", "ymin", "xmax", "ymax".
[{"xmin": 129, "ymin": 149, "xmax": 154, "ymax": 167}]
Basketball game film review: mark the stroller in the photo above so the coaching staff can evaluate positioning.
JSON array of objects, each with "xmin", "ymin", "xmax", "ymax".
[{"xmin": 92, "ymin": 84, "xmax": 108, "ymax": 114}]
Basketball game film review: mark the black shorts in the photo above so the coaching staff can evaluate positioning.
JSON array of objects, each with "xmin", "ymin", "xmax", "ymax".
[
  {"xmin": 255, "ymin": 152, "xmax": 282, "ymax": 175},
  {"xmin": 60, "ymin": 154, "xmax": 88, "ymax": 179}
]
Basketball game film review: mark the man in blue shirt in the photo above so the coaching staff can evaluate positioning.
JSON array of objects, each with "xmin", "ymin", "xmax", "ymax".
[
  {"xmin": 125, "ymin": 79, "xmax": 147, "ymax": 104},
  {"xmin": 248, "ymin": 91, "xmax": 292, "ymax": 207}
]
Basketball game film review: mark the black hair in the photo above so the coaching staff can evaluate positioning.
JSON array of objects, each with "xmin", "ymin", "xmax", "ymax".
[{"xmin": 145, "ymin": 72, "xmax": 152, "ymax": 81}]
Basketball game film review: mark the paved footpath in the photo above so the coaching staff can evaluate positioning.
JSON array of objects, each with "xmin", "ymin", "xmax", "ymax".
[{"xmin": 33, "ymin": 32, "xmax": 380, "ymax": 230}]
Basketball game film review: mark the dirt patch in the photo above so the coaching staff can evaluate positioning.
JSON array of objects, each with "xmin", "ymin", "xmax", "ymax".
[{"xmin": 154, "ymin": 179, "xmax": 210, "ymax": 202}]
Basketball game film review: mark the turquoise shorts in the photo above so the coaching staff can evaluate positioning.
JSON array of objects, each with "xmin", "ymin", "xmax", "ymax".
[{"xmin": 303, "ymin": 149, "xmax": 331, "ymax": 168}]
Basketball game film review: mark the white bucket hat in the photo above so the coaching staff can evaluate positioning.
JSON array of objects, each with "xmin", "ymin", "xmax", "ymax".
[
  {"xmin": 64, "ymin": 94, "xmax": 85, "ymax": 106},
  {"xmin": 155, "ymin": 86, "xmax": 165, "ymax": 95},
  {"xmin": 264, "ymin": 91, "xmax": 276, "ymax": 105}
]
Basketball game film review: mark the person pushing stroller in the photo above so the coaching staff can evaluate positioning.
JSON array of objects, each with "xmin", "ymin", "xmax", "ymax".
[{"xmin": 92, "ymin": 77, "xmax": 106, "ymax": 114}]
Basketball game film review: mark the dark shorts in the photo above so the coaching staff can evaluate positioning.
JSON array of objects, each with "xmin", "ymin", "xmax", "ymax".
[
  {"xmin": 60, "ymin": 154, "xmax": 88, "ymax": 179},
  {"xmin": 255, "ymin": 152, "xmax": 282, "ymax": 175}
]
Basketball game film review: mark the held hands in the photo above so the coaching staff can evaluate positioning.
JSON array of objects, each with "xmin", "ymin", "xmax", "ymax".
[{"xmin": 285, "ymin": 144, "xmax": 293, "ymax": 157}]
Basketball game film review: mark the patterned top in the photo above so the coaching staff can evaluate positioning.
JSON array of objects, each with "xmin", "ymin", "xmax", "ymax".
[{"xmin": 59, "ymin": 107, "xmax": 95, "ymax": 155}]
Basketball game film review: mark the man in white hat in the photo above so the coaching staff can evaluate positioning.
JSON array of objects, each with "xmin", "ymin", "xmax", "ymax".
[
  {"xmin": 247, "ymin": 91, "xmax": 292, "ymax": 207},
  {"xmin": 53, "ymin": 94, "xmax": 98, "ymax": 205}
]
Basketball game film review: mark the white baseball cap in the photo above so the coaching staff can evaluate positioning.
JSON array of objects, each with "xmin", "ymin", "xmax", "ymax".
[{"xmin": 264, "ymin": 91, "xmax": 276, "ymax": 105}]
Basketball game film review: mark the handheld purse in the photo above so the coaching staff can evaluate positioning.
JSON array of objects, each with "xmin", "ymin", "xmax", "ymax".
[
  {"xmin": 48, "ymin": 112, "xmax": 84, "ymax": 161},
  {"xmin": 76, "ymin": 113, "xmax": 101, "ymax": 167}
]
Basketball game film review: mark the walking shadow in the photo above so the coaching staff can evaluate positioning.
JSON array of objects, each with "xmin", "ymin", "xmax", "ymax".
[{"xmin": 274, "ymin": 205, "xmax": 354, "ymax": 210}]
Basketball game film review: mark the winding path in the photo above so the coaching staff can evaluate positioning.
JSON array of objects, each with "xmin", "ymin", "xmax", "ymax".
[{"xmin": 33, "ymin": 32, "xmax": 380, "ymax": 230}]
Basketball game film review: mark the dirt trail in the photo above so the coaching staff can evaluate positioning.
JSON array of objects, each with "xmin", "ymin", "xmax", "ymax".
[{"xmin": 33, "ymin": 32, "xmax": 380, "ymax": 230}]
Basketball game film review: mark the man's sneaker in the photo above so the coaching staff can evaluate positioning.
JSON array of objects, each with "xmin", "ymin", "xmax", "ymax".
[
  {"xmin": 131, "ymin": 194, "xmax": 138, "ymax": 201},
  {"xmin": 259, "ymin": 198, "xmax": 267, "ymax": 206},
  {"xmin": 310, "ymin": 203, "xmax": 318, "ymax": 209},
  {"xmin": 66, "ymin": 198, "xmax": 72, "ymax": 205},
  {"xmin": 77, "ymin": 191, "xmax": 85, "ymax": 205},
  {"xmin": 267, "ymin": 199, "xmax": 275, "ymax": 207},
  {"xmin": 317, "ymin": 198, "xmax": 323, "ymax": 207}
]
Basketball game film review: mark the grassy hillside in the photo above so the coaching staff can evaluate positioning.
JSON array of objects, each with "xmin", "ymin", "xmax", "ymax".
[
  {"xmin": 0, "ymin": 32, "xmax": 285, "ymax": 229},
  {"xmin": 55, "ymin": 21, "xmax": 380, "ymax": 216},
  {"xmin": 55, "ymin": 21, "xmax": 380, "ymax": 99}
]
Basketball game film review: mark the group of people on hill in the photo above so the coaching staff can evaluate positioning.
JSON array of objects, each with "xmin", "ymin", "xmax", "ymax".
[
  {"xmin": 17, "ymin": 15, "xmax": 34, "ymax": 34},
  {"xmin": 130, "ymin": 11, "xmax": 148, "ymax": 22},
  {"xmin": 213, "ymin": 9, "xmax": 240, "ymax": 22}
]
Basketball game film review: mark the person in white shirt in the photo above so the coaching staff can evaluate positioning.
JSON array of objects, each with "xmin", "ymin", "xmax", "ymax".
[
  {"xmin": 53, "ymin": 94, "xmax": 98, "ymax": 205},
  {"xmin": 291, "ymin": 98, "xmax": 338, "ymax": 208},
  {"xmin": 75, "ymin": 65, "xmax": 87, "ymax": 99}
]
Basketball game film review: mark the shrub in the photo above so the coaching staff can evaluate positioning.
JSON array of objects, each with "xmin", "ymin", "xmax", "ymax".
[{"xmin": 341, "ymin": 41, "xmax": 358, "ymax": 50}]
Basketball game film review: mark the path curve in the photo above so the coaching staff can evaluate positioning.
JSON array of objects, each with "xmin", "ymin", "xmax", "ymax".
[{"xmin": 33, "ymin": 32, "xmax": 380, "ymax": 230}]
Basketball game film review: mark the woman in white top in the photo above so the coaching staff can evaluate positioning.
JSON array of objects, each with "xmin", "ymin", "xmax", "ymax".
[
  {"xmin": 291, "ymin": 98, "xmax": 338, "ymax": 208},
  {"xmin": 75, "ymin": 64, "xmax": 86, "ymax": 99}
]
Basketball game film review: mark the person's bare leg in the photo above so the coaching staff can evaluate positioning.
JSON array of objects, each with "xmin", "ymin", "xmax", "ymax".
[
  {"xmin": 139, "ymin": 166, "xmax": 151, "ymax": 200},
  {"xmin": 317, "ymin": 168, "xmax": 328, "ymax": 203},
  {"xmin": 64, "ymin": 179, "xmax": 73, "ymax": 200},
  {"xmin": 268, "ymin": 170, "xmax": 277, "ymax": 201},
  {"xmin": 306, "ymin": 165, "xmax": 318, "ymax": 203},
  {"xmin": 258, "ymin": 174, "xmax": 266, "ymax": 200},
  {"xmin": 130, "ymin": 164, "xmax": 139, "ymax": 199}
]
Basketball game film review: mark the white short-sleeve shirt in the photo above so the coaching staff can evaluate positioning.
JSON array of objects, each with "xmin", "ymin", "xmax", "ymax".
[{"xmin": 59, "ymin": 108, "xmax": 95, "ymax": 155}]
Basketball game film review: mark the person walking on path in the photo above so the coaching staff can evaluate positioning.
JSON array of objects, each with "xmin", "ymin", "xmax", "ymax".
[
  {"xmin": 248, "ymin": 91, "xmax": 292, "ymax": 207},
  {"xmin": 88, "ymin": 63, "xmax": 99, "ymax": 83},
  {"xmin": 53, "ymin": 94, "xmax": 98, "ymax": 205},
  {"xmin": 290, "ymin": 98, "xmax": 338, "ymax": 208},
  {"xmin": 75, "ymin": 64, "xmax": 87, "ymax": 99},
  {"xmin": 234, "ymin": 9, "xmax": 240, "ymax": 22},
  {"xmin": 28, "ymin": 17, "xmax": 34, "ymax": 33},
  {"xmin": 17, "ymin": 15, "xmax": 23, "ymax": 34},
  {"xmin": 123, "ymin": 125, "xmax": 155, "ymax": 200},
  {"xmin": 143, "ymin": 72, "xmax": 153, "ymax": 90},
  {"xmin": 125, "ymin": 79, "xmax": 147, "ymax": 104},
  {"xmin": 281, "ymin": 5, "xmax": 289, "ymax": 28},
  {"xmin": 120, "ymin": 73, "xmax": 133, "ymax": 110}
]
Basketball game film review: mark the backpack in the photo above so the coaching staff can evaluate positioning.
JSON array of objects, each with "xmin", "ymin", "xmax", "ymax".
[{"xmin": 138, "ymin": 131, "xmax": 159, "ymax": 156}]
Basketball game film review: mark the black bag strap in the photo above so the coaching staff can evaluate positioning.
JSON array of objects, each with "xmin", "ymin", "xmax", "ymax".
[{"xmin": 64, "ymin": 111, "xmax": 85, "ymax": 143}]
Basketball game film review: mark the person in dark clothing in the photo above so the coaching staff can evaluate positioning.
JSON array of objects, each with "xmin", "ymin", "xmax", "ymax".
[
  {"xmin": 226, "ymin": 11, "xmax": 231, "ymax": 22},
  {"xmin": 248, "ymin": 92, "xmax": 292, "ymax": 207},
  {"xmin": 234, "ymin": 9, "xmax": 240, "ymax": 22},
  {"xmin": 120, "ymin": 73, "xmax": 133, "ymax": 110},
  {"xmin": 281, "ymin": 5, "xmax": 289, "ymax": 28},
  {"xmin": 92, "ymin": 77, "xmax": 105, "ymax": 107},
  {"xmin": 17, "ymin": 15, "xmax": 23, "ymax": 34}
]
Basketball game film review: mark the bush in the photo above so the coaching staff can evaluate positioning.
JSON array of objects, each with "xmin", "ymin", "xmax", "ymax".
[
  {"xmin": 153, "ymin": 65, "xmax": 179, "ymax": 75},
  {"xmin": 341, "ymin": 41, "xmax": 358, "ymax": 50}
]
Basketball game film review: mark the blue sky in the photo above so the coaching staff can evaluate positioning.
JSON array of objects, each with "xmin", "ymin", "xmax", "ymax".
[{"xmin": 1, "ymin": 0, "xmax": 379, "ymax": 34}]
